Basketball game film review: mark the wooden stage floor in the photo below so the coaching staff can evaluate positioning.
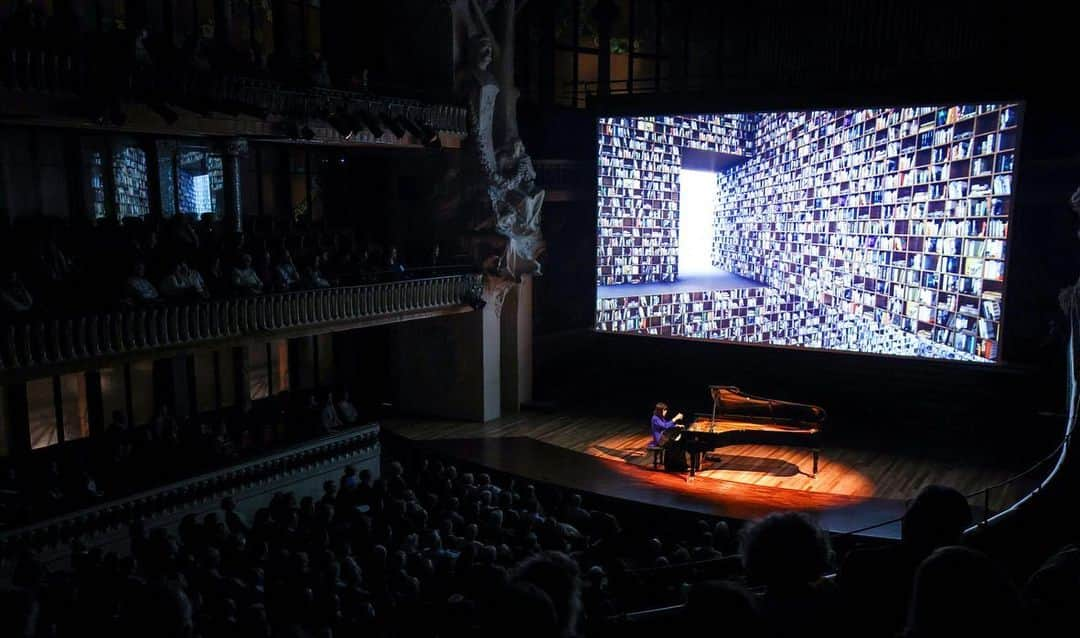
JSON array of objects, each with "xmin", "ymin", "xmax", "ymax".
[{"xmin": 382, "ymin": 411, "xmax": 1042, "ymax": 539}]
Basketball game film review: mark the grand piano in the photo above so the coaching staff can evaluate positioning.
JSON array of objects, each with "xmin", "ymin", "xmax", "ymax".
[{"xmin": 661, "ymin": 386, "xmax": 825, "ymax": 478}]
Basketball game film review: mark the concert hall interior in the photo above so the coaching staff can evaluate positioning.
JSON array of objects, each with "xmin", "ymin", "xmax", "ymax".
[{"xmin": 0, "ymin": 2, "xmax": 1078, "ymax": 638}]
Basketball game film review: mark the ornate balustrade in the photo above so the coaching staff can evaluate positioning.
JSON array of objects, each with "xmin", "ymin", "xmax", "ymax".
[
  {"xmin": 0, "ymin": 274, "xmax": 481, "ymax": 375},
  {"xmin": 0, "ymin": 423, "xmax": 380, "ymax": 567}
]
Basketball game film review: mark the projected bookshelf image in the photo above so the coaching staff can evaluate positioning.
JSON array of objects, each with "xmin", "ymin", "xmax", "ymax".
[{"xmin": 594, "ymin": 104, "xmax": 1022, "ymax": 363}]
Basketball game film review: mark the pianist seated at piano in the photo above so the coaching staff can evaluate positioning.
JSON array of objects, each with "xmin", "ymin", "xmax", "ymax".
[{"xmin": 651, "ymin": 402, "xmax": 684, "ymax": 445}]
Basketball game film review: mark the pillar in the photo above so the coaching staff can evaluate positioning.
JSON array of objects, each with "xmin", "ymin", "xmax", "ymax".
[
  {"xmin": 593, "ymin": 0, "xmax": 619, "ymax": 99},
  {"xmin": 153, "ymin": 354, "xmax": 193, "ymax": 420},
  {"xmin": 500, "ymin": 275, "xmax": 533, "ymax": 411},
  {"xmin": 221, "ymin": 137, "xmax": 248, "ymax": 233},
  {"xmin": 233, "ymin": 345, "xmax": 252, "ymax": 414},
  {"xmin": 391, "ymin": 303, "xmax": 501, "ymax": 422}
]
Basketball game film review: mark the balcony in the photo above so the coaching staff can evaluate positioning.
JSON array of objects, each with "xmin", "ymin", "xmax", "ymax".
[
  {"xmin": 1, "ymin": 40, "xmax": 467, "ymax": 146},
  {"xmin": 0, "ymin": 273, "xmax": 481, "ymax": 380},
  {"xmin": 0, "ymin": 423, "xmax": 381, "ymax": 568}
]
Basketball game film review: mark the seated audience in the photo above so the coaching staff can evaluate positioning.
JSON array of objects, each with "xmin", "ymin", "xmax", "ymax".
[
  {"xmin": 840, "ymin": 484, "xmax": 972, "ymax": 637},
  {"xmin": 682, "ymin": 580, "xmax": 761, "ymax": 636},
  {"xmin": 335, "ymin": 391, "xmax": 360, "ymax": 424},
  {"xmin": 275, "ymin": 249, "xmax": 301, "ymax": 290},
  {"xmin": 741, "ymin": 512, "xmax": 837, "ymax": 638},
  {"xmin": 514, "ymin": 551, "xmax": 583, "ymax": 638},
  {"xmin": 905, "ymin": 545, "xmax": 1026, "ymax": 637},
  {"xmin": 303, "ymin": 254, "xmax": 332, "ymax": 289},
  {"xmin": 1024, "ymin": 544, "xmax": 1080, "ymax": 634},
  {"xmin": 1, "ymin": 270, "xmax": 34, "ymax": 313},
  {"xmin": 160, "ymin": 261, "xmax": 209, "ymax": 300},
  {"xmin": 231, "ymin": 253, "xmax": 264, "ymax": 295},
  {"xmin": 124, "ymin": 261, "xmax": 160, "ymax": 303},
  {"xmin": 321, "ymin": 394, "xmax": 343, "ymax": 433},
  {"xmin": 387, "ymin": 245, "xmax": 405, "ymax": 275}
]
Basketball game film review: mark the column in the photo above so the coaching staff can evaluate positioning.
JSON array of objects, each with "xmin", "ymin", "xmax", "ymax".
[
  {"xmin": 233, "ymin": 345, "xmax": 252, "ymax": 414},
  {"xmin": 391, "ymin": 304, "xmax": 501, "ymax": 422},
  {"xmin": 221, "ymin": 137, "xmax": 248, "ymax": 234},
  {"xmin": 499, "ymin": 276, "xmax": 533, "ymax": 411},
  {"xmin": 153, "ymin": 354, "xmax": 192, "ymax": 420},
  {"xmin": 592, "ymin": 0, "xmax": 619, "ymax": 99}
]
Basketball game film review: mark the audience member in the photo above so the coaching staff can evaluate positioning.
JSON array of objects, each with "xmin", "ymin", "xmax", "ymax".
[
  {"xmin": 741, "ymin": 512, "xmax": 837, "ymax": 638},
  {"xmin": 321, "ymin": 394, "xmax": 343, "ymax": 433},
  {"xmin": 1, "ymin": 270, "xmax": 34, "ymax": 313},
  {"xmin": 335, "ymin": 391, "xmax": 359, "ymax": 424},
  {"xmin": 905, "ymin": 545, "xmax": 1026, "ymax": 637},
  {"xmin": 124, "ymin": 261, "xmax": 160, "ymax": 303},
  {"xmin": 682, "ymin": 580, "xmax": 761, "ymax": 636},
  {"xmin": 303, "ymin": 254, "xmax": 332, "ymax": 288},
  {"xmin": 231, "ymin": 253, "xmax": 264, "ymax": 295},
  {"xmin": 275, "ymin": 249, "xmax": 301, "ymax": 291},
  {"xmin": 515, "ymin": 551, "xmax": 583, "ymax": 638},
  {"xmin": 1023, "ymin": 544, "xmax": 1080, "ymax": 634},
  {"xmin": 840, "ymin": 484, "xmax": 972, "ymax": 637}
]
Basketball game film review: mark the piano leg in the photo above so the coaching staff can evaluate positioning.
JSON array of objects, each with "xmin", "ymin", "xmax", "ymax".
[{"xmin": 812, "ymin": 449, "xmax": 819, "ymax": 478}]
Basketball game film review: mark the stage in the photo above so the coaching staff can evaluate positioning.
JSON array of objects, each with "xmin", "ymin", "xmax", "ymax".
[{"xmin": 381, "ymin": 411, "xmax": 1041, "ymax": 539}]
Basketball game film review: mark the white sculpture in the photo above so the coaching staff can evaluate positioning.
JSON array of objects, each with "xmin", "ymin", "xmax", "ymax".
[{"xmin": 457, "ymin": 0, "xmax": 545, "ymax": 284}]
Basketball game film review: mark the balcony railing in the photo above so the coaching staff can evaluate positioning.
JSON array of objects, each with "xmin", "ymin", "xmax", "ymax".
[
  {"xmin": 2, "ymin": 39, "xmax": 467, "ymax": 138},
  {"xmin": 0, "ymin": 423, "xmax": 380, "ymax": 565},
  {"xmin": 0, "ymin": 274, "xmax": 481, "ymax": 374}
]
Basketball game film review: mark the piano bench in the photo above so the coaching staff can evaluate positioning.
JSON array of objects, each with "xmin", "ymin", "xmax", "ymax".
[{"xmin": 646, "ymin": 444, "xmax": 665, "ymax": 469}]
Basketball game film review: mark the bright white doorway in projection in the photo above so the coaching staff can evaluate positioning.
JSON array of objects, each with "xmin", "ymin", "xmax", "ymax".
[{"xmin": 678, "ymin": 169, "xmax": 720, "ymax": 275}]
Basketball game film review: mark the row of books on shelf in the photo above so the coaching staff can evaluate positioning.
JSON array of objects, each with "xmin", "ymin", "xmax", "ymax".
[
  {"xmin": 716, "ymin": 215, "xmax": 1008, "ymax": 240},
  {"xmin": 597, "ymin": 227, "xmax": 676, "ymax": 239},
  {"xmin": 719, "ymin": 152, "xmax": 1015, "ymax": 195},
  {"xmin": 594, "ymin": 289, "xmax": 996, "ymax": 361},
  {"xmin": 598, "ymin": 197, "xmax": 678, "ymax": 211},
  {"xmin": 721, "ymin": 140, "xmax": 1015, "ymax": 188},
  {"xmin": 602, "ymin": 254, "xmax": 679, "ymax": 267},
  {"xmin": 600, "ymin": 131, "xmax": 747, "ymax": 157},
  {"xmin": 717, "ymin": 163, "xmax": 1015, "ymax": 208},
  {"xmin": 713, "ymin": 199, "xmax": 1007, "ymax": 226},
  {"xmin": 724, "ymin": 226, "xmax": 1007, "ymax": 255},
  {"xmin": 597, "ymin": 274, "xmax": 677, "ymax": 286},
  {"xmin": 599, "ymin": 247, "xmax": 678, "ymax": 259},
  {"xmin": 598, "ymin": 235, "xmax": 678, "ymax": 249},
  {"xmin": 598, "ymin": 168, "xmax": 679, "ymax": 183},
  {"xmin": 599, "ymin": 116, "xmax": 753, "ymax": 157},
  {"xmin": 713, "ymin": 189, "xmax": 1011, "ymax": 216},
  {"xmin": 756, "ymin": 122, "xmax": 1016, "ymax": 168},
  {"xmin": 599, "ymin": 183, "xmax": 679, "ymax": 197},
  {"xmin": 712, "ymin": 237, "xmax": 1006, "ymax": 270},
  {"xmin": 599, "ymin": 146, "xmax": 680, "ymax": 165},
  {"xmin": 749, "ymin": 217, "xmax": 1010, "ymax": 242},
  {"xmin": 602, "ymin": 113, "xmax": 755, "ymax": 134},
  {"xmin": 597, "ymin": 215, "xmax": 676, "ymax": 228},
  {"xmin": 755, "ymin": 105, "xmax": 1014, "ymax": 153},
  {"xmin": 719, "ymin": 243, "xmax": 1006, "ymax": 284}
]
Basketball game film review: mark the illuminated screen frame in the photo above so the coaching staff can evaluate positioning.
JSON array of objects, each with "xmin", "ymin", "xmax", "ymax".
[{"xmin": 592, "ymin": 101, "xmax": 1026, "ymax": 365}]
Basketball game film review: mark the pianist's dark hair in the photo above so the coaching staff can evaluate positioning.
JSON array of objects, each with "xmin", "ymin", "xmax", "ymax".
[{"xmin": 654, "ymin": 402, "xmax": 668, "ymax": 415}]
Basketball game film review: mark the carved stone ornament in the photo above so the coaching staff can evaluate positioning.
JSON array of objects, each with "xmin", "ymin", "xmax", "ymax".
[{"xmin": 457, "ymin": 0, "xmax": 545, "ymax": 284}]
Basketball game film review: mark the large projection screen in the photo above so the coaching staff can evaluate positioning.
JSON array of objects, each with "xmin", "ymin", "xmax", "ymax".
[{"xmin": 594, "ymin": 104, "xmax": 1024, "ymax": 362}]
